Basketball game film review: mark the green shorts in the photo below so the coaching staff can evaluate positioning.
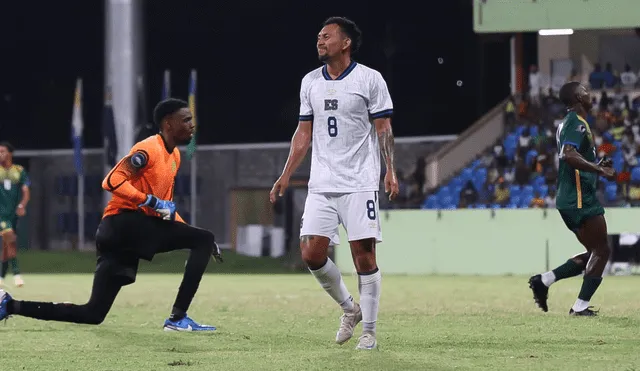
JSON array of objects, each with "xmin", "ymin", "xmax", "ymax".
[
  {"xmin": 0, "ymin": 215, "xmax": 16, "ymax": 234},
  {"xmin": 558, "ymin": 206, "xmax": 604, "ymax": 233}
]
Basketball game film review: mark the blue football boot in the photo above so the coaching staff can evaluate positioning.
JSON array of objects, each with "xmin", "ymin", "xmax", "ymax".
[
  {"xmin": 163, "ymin": 315, "xmax": 216, "ymax": 332},
  {"xmin": 0, "ymin": 289, "xmax": 12, "ymax": 321}
]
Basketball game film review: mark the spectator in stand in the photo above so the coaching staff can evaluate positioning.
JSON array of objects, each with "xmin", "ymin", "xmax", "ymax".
[
  {"xmin": 517, "ymin": 126, "xmax": 532, "ymax": 160},
  {"xmin": 492, "ymin": 139, "xmax": 508, "ymax": 169},
  {"xmin": 514, "ymin": 157, "xmax": 531, "ymax": 186},
  {"xmin": 590, "ymin": 63, "xmax": 604, "ymax": 89},
  {"xmin": 620, "ymin": 64, "xmax": 637, "ymax": 89},
  {"xmin": 492, "ymin": 180, "xmax": 510, "ymax": 207},
  {"xmin": 604, "ymin": 62, "xmax": 618, "ymax": 88},
  {"xmin": 611, "ymin": 85, "xmax": 626, "ymax": 111},
  {"xmin": 544, "ymin": 188, "xmax": 556, "ymax": 208},
  {"xmin": 529, "ymin": 65, "xmax": 542, "ymax": 106},
  {"xmin": 505, "ymin": 95, "xmax": 517, "ymax": 132},
  {"xmin": 459, "ymin": 180, "xmax": 479, "ymax": 208}
]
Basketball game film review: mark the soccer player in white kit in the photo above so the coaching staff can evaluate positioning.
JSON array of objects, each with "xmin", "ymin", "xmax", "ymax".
[{"xmin": 270, "ymin": 17, "xmax": 399, "ymax": 350}]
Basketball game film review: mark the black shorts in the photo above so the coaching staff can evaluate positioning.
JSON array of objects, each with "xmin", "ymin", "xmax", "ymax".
[{"xmin": 94, "ymin": 210, "xmax": 215, "ymax": 286}]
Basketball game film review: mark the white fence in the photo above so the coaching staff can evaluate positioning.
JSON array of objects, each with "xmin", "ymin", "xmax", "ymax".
[{"xmin": 14, "ymin": 135, "xmax": 455, "ymax": 251}]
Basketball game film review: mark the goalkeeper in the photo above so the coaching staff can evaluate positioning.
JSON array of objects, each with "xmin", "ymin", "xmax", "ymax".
[{"xmin": 0, "ymin": 98, "xmax": 222, "ymax": 331}]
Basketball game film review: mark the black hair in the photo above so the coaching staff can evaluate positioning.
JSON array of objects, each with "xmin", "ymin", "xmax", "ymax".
[
  {"xmin": 153, "ymin": 98, "xmax": 188, "ymax": 127},
  {"xmin": 0, "ymin": 141, "xmax": 14, "ymax": 153},
  {"xmin": 322, "ymin": 16, "xmax": 362, "ymax": 54},
  {"xmin": 559, "ymin": 81, "xmax": 582, "ymax": 107}
]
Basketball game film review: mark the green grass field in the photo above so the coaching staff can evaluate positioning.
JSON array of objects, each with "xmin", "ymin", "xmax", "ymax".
[{"xmin": 1, "ymin": 273, "xmax": 640, "ymax": 371}]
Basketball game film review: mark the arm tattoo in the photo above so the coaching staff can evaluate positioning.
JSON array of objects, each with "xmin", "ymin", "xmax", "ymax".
[{"xmin": 378, "ymin": 127, "xmax": 396, "ymax": 171}]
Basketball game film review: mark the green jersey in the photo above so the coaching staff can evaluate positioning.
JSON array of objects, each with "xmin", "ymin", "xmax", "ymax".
[
  {"xmin": 0, "ymin": 164, "xmax": 30, "ymax": 217},
  {"xmin": 555, "ymin": 111, "xmax": 599, "ymax": 210}
]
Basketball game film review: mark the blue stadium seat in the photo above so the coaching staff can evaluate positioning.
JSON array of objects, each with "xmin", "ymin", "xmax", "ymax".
[
  {"xmin": 470, "ymin": 159, "xmax": 481, "ymax": 169},
  {"xmin": 473, "ymin": 168, "xmax": 487, "ymax": 191},
  {"xmin": 529, "ymin": 125, "xmax": 539, "ymax": 137},
  {"xmin": 440, "ymin": 195, "xmax": 454, "ymax": 209},
  {"xmin": 443, "ymin": 203, "xmax": 457, "ymax": 210},
  {"xmin": 460, "ymin": 168, "xmax": 473, "ymax": 183},
  {"xmin": 506, "ymin": 203, "xmax": 518, "ymax": 209},
  {"xmin": 605, "ymin": 184, "xmax": 617, "ymax": 202},
  {"xmin": 509, "ymin": 196, "xmax": 521, "ymax": 208},
  {"xmin": 522, "ymin": 185, "xmax": 534, "ymax": 197},
  {"xmin": 467, "ymin": 204, "xmax": 475, "ymax": 209},
  {"xmin": 613, "ymin": 156, "xmax": 624, "ymax": 173},
  {"xmin": 475, "ymin": 204, "xmax": 487, "ymax": 209},
  {"xmin": 532, "ymin": 176, "xmax": 545, "ymax": 188},
  {"xmin": 423, "ymin": 195, "xmax": 438, "ymax": 209},
  {"xmin": 452, "ymin": 186, "xmax": 462, "ymax": 206},
  {"xmin": 509, "ymin": 185, "xmax": 521, "ymax": 199},
  {"xmin": 515, "ymin": 125, "xmax": 525, "ymax": 136},
  {"xmin": 438, "ymin": 185, "xmax": 450, "ymax": 198},
  {"xmin": 520, "ymin": 195, "xmax": 533, "ymax": 208},
  {"xmin": 631, "ymin": 167, "xmax": 640, "ymax": 182},
  {"xmin": 491, "ymin": 203, "xmax": 501, "ymax": 209},
  {"xmin": 537, "ymin": 184, "xmax": 549, "ymax": 198},
  {"xmin": 449, "ymin": 176, "xmax": 463, "ymax": 189},
  {"xmin": 504, "ymin": 135, "xmax": 517, "ymax": 160}
]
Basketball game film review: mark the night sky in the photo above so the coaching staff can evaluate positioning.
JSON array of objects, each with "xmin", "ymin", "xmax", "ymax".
[{"xmin": 0, "ymin": 0, "xmax": 512, "ymax": 150}]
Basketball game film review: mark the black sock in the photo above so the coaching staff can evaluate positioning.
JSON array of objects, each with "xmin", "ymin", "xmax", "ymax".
[
  {"xmin": 171, "ymin": 245, "xmax": 211, "ymax": 317},
  {"xmin": 552, "ymin": 259, "xmax": 584, "ymax": 281},
  {"xmin": 170, "ymin": 307, "xmax": 186, "ymax": 321},
  {"xmin": 0, "ymin": 261, "xmax": 7, "ymax": 278},
  {"xmin": 578, "ymin": 276, "xmax": 603, "ymax": 302}
]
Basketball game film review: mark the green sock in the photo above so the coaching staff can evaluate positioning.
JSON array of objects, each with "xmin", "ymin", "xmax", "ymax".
[
  {"xmin": 10, "ymin": 257, "xmax": 19, "ymax": 275},
  {"xmin": 551, "ymin": 259, "xmax": 584, "ymax": 281},
  {"xmin": 578, "ymin": 276, "xmax": 603, "ymax": 301}
]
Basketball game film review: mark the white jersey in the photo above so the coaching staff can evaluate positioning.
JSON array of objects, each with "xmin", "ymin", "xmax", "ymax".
[{"xmin": 299, "ymin": 61, "xmax": 393, "ymax": 193}]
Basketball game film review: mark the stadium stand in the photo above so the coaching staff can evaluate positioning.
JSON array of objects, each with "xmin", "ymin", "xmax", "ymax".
[{"xmin": 423, "ymin": 62, "xmax": 640, "ymax": 210}]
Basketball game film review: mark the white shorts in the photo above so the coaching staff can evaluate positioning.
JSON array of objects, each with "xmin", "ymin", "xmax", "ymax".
[{"xmin": 299, "ymin": 191, "xmax": 382, "ymax": 246}]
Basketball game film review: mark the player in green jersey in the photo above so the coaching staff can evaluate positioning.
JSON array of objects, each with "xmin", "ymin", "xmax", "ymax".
[
  {"xmin": 0, "ymin": 142, "xmax": 30, "ymax": 288},
  {"xmin": 528, "ymin": 82, "xmax": 616, "ymax": 316}
]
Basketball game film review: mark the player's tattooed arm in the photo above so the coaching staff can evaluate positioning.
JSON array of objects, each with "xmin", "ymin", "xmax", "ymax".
[
  {"xmin": 374, "ymin": 118, "xmax": 395, "ymax": 172},
  {"xmin": 562, "ymin": 145, "xmax": 612, "ymax": 177}
]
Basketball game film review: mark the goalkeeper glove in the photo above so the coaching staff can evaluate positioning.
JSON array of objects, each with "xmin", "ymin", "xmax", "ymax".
[
  {"xmin": 212, "ymin": 241, "xmax": 223, "ymax": 263},
  {"xmin": 138, "ymin": 195, "xmax": 176, "ymax": 221}
]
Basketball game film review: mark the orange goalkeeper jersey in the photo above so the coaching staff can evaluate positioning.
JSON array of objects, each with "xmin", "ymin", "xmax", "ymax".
[{"xmin": 101, "ymin": 134, "xmax": 183, "ymax": 222}]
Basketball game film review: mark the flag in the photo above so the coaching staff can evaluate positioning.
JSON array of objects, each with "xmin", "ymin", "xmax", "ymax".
[
  {"xmin": 71, "ymin": 78, "xmax": 84, "ymax": 176},
  {"xmin": 162, "ymin": 69, "xmax": 171, "ymax": 100},
  {"xmin": 135, "ymin": 75, "xmax": 154, "ymax": 142},
  {"xmin": 102, "ymin": 85, "xmax": 118, "ymax": 167},
  {"xmin": 186, "ymin": 69, "xmax": 197, "ymax": 160}
]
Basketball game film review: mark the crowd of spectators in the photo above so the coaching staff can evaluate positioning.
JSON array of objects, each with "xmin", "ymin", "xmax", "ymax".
[{"xmin": 421, "ymin": 62, "xmax": 640, "ymax": 210}]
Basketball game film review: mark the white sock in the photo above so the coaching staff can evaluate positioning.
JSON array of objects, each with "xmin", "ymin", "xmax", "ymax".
[
  {"xmin": 358, "ymin": 269, "xmax": 381, "ymax": 335},
  {"xmin": 541, "ymin": 271, "xmax": 556, "ymax": 287},
  {"xmin": 309, "ymin": 258, "xmax": 354, "ymax": 312},
  {"xmin": 572, "ymin": 298, "xmax": 589, "ymax": 312}
]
